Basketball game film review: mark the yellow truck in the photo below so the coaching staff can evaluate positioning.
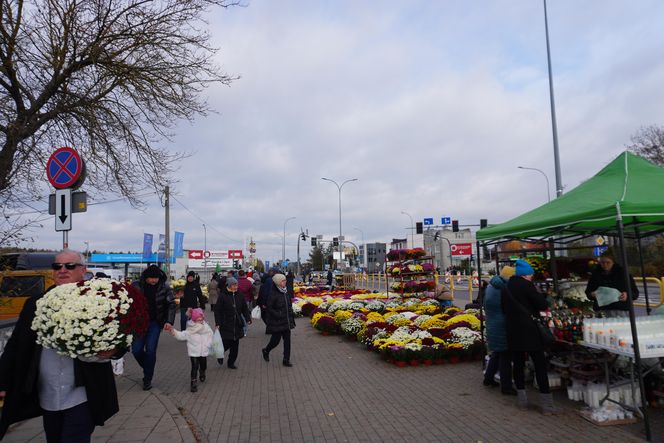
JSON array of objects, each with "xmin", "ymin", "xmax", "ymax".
[{"xmin": 0, "ymin": 253, "xmax": 56, "ymax": 320}]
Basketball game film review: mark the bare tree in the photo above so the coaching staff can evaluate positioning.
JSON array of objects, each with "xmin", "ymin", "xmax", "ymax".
[
  {"xmin": 0, "ymin": 0, "xmax": 238, "ymax": 243},
  {"xmin": 626, "ymin": 124, "xmax": 664, "ymax": 166}
]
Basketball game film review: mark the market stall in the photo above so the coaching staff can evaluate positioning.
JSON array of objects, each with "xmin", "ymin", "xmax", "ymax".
[{"xmin": 477, "ymin": 151, "xmax": 664, "ymax": 440}]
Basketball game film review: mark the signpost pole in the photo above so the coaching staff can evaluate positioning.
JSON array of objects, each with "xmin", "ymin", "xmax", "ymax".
[{"xmin": 165, "ymin": 186, "xmax": 170, "ymax": 278}]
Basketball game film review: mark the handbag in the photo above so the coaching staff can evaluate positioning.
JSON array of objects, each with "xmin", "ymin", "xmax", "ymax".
[
  {"xmin": 251, "ymin": 305, "xmax": 262, "ymax": 320},
  {"xmin": 210, "ymin": 329, "xmax": 225, "ymax": 359},
  {"xmin": 503, "ymin": 286, "xmax": 555, "ymax": 349}
]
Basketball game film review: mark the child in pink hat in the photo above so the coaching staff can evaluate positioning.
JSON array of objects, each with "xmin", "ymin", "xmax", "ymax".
[{"xmin": 165, "ymin": 308, "xmax": 213, "ymax": 392}]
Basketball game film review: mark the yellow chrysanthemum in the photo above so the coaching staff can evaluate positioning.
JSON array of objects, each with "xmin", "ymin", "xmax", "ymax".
[
  {"xmin": 447, "ymin": 314, "xmax": 481, "ymax": 331},
  {"xmin": 334, "ymin": 310, "xmax": 353, "ymax": 324}
]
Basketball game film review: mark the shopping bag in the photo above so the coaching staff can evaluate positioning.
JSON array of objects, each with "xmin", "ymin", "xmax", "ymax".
[
  {"xmin": 210, "ymin": 329, "xmax": 225, "ymax": 359},
  {"xmin": 111, "ymin": 357, "xmax": 124, "ymax": 375},
  {"xmin": 251, "ymin": 306, "xmax": 262, "ymax": 320}
]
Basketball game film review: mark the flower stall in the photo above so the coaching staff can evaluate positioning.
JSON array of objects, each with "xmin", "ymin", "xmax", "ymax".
[
  {"xmin": 293, "ymin": 288, "xmax": 483, "ymax": 366},
  {"xmin": 386, "ymin": 248, "xmax": 436, "ymax": 296}
]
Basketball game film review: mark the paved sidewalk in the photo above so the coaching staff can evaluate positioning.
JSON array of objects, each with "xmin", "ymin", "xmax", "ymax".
[{"xmin": 3, "ymin": 316, "xmax": 661, "ymax": 442}]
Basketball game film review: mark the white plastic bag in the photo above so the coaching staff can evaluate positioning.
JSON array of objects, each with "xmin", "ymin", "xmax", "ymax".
[
  {"xmin": 111, "ymin": 357, "xmax": 124, "ymax": 375},
  {"xmin": 210, "ymin": 329, "xmax": 225, "ymax": 359},
  {"xmin": 251, "ymin": 306, "xmax": 262, "ymax": 320}
]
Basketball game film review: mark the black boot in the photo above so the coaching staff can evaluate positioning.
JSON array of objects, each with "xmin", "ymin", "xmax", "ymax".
[
  {"xmin": 262, "ymin": 348, "xmax": 269, "ymax": 362},
  {"xmin": 199, "ymin": 370, "xmax": 206, "ymax": 383},
  {"xmin": 283, "ymin": 360, "xmax": 293, "ymax": 367},
  {"xmin": 190, "ymin": 379, "xmax": 197, "ymax": 393},
  {"xmin": 217, "ymin": 358, "xmax": 224, "ymax": 366}
]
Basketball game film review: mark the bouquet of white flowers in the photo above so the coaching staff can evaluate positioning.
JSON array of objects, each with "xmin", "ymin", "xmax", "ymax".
[{"xmin": 31, "ymin": 278, "xmax": 149, "ymax": 358}]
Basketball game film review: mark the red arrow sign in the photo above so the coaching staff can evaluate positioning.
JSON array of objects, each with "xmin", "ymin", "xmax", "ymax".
[
  {"xmin": 228, "ymin": 249, "xmax": 244, "ymax": 259},
  {"xmin": 450, "ymin": 243, "xmax": 472, "ymax": 257},
  {"xmin": 188, "ymin": 250, "xmax": 203, "ymax": 259}
]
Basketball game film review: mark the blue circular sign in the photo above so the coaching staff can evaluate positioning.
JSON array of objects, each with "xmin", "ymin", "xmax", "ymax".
[{"xmin": 46, "ymin": 146, "xmax": 84, "ymax": 189}]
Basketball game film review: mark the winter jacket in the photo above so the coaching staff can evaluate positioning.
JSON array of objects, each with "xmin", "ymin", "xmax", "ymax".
[
  {"xmin": 503, "ymin": 276, "xmax": 549, "ymax": 352},
  {"xmin": 265, "ymin": 285, "xmax": 296, "ymax": 335},
  {"xmin": 286, "ymin": 273, "xmax": 295, "ymax": 299},
  {"xmin": 207, "ymin": 279, "xmax": 220, "ymax": 305},
  {"xmin": 257, "ymin": 276, "xmax": 273, "ymax": 307},
  {"xmin": 133, "ymin": 270, "xmax": 176, "ymax": 327},
  {"xmin": 171, "ymin": 321, "xmax": 214, "ymax": 357},
  {"xmin": 0, "ymin": 293, "xmax": 119, "ymax": 439},
  {"xmin": 585, "ymin": 263, "xmax": 639, "ymax": 312},
  {"xmin": 483, "ymin": 276, "xmax": 509, "ymax": 352},
  {"xmin": 181, "ymin": 281, "xmax": 205, "ymax": 310},
  {"xmin": 213, "ymin": 291, "xmax": 250, "ymax": 341},
  {"xmin": 237, "ymin": 276, "xmax": 254, "ymax": 304}
]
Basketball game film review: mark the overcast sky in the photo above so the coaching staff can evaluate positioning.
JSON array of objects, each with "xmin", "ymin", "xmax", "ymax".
[{"xmin": 17, "ymin": 0, "xmax": 664, "ymax": 264}]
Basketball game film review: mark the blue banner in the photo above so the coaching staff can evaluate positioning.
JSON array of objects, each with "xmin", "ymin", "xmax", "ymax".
[
  {"xmin": 142, "ymin": 233, "xmax": 153, "ymax": 261},
  {"xmin": 91, "ymin": 253, "xmax": 175, "ymax": 264},
  {"xmin": 173, "ymin": 231, "xmax": 184, "ymax": 258},
  {"xmin": 157, "ymin": 234, "xmax": 166, "ymax": 262}
]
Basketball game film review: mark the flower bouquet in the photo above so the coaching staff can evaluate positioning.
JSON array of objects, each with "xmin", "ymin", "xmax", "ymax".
[{"xmin": 31, "ymin": 278, "xmax": 149, "ymax": 358}]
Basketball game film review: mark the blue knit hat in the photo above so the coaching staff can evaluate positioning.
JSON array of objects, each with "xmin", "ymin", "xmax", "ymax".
[{"xmin": 514, "ymin": 259, "xmax": 534, "ymax": 277}]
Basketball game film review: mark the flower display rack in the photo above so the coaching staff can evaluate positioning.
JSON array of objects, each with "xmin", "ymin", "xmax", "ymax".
[{"xmin": 386, "ymin": 248, "xmax": 436, "ymax": 295}]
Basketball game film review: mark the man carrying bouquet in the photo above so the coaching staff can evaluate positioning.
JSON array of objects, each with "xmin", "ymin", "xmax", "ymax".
[{"xmin": 0, "ymin": 249, "xmax": 121, "ymax": 442}]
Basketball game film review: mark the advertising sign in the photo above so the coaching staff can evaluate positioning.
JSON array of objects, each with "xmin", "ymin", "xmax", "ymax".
[
  {"xmin": 188, "ymin": 250, "xmax": 237, "ymax": 268},
  {"xmin": 142, "ymin": 234, "xmax": 153, "ymax": 261},
  {"xmin": 173, "ymin": 231, "xmax": 185, "ymax": 258},
  {"xmin": 450, "ymin": 243, "xmax": 472, "ymax": 257}
]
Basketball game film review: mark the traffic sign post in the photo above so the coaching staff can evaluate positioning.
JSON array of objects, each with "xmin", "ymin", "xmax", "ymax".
[
  {"xmin": 55, "ymin": 189, "xmax": 72, "ymax": 232},
  {"xmin": 46, "ymin": 146, "xmax": 85, "ymax": 248}
]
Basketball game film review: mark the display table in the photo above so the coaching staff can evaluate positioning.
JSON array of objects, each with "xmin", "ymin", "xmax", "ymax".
[{"xmin": 580, "ymin": 341, "xmax": 664, "ymax": 416}]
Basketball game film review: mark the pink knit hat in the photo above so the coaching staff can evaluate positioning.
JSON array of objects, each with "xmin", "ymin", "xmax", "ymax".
[{"xmin": 191, "ymin": 308, "xmax": 205, "ymax": 322}]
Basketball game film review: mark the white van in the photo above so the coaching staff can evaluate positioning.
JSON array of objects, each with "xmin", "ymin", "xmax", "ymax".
[{"xmin": 87, "ymin": 267, "xmax": 125, "ymax": 281}]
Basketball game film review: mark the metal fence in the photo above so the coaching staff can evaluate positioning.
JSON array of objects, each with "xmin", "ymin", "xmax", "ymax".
[{"xmin": 0, "ymin": 318, "xmax": 17, "ymax": 357}]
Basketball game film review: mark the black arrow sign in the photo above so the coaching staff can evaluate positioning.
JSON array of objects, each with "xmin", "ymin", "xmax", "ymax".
[{"xmin": 59, "ymin": 194, "xmax": 68, "ymax": 224}]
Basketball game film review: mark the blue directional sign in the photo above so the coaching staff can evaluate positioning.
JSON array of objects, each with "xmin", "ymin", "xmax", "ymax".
[
  {"xmin": 594, "ymin": 246, "xmax": 608, "ymax": 257},
  {"xmin": 423, "ymin": 218, "xmax": 434, "ymax": 225},
  {"xmin": 441, "ymin": 217, "xmax": 451, "ymax": 225}
]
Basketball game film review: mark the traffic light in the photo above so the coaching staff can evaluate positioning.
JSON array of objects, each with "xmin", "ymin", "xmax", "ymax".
[
  {"xmin": 311, "ymin": 237, "xmax": 317, "ymax": 246},
  {"xmin": 415, "ymin": 222, "xmax": 423, "ymax": 234},
  {"xmin": 452, "ymin": 220, "xmax": 459, "ymax": 232},
  {"xmin": 333, "ymin": 237, "xmax": 339, "ymax": 247},
  {"xmin": 480, "ymin": 219, "xmax": 488, "ymax": 229},
  {"xmin": 301, "ymin": 233, "xmax": 307, "ymax": 241}
]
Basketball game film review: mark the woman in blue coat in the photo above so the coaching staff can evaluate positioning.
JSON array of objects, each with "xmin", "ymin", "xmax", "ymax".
[{"xmin": 483, "ymin": 266, "xmax": 516, "ymax": 395}]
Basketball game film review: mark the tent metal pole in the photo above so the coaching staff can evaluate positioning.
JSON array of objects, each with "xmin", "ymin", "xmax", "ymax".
[
  {"xmin": 477, "ymin": 240, "xmax": 486, "ymax": 368},
  {"xmin": 549, "ymin": 237, "xmax": 559, "ymax": 295},
  {"xmin": 634, "ymin": 226, "xmax": 651, "ymax": 315},
  {"xmin": 616, "ymin": 205, "xmax": 651, "ymax": 441}
]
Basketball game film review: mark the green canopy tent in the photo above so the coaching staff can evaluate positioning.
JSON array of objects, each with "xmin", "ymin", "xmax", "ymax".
[
  {"xmin": 477, "ymin": 151, "xmax": 663, "ymax": 441},
  {"xmin": 478, "ymin": 151, "xmax": 664, "ymax": 241}
]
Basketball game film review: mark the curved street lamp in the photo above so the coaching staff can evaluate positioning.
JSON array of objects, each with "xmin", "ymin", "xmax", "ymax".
[
  {"xmin": 401, "ymin": 210, "xmax": 414, "ymax": 248},
  {"xmin": 282, "ymin": 216, "xmax": 296, "ymax": 266},
  {"xmin": 321, "ymin": 177, "xmax": 358, "ymax": 257},
  {"xmin": 518, "ymin": 166, "xmax": 551, "ymax": 202}
]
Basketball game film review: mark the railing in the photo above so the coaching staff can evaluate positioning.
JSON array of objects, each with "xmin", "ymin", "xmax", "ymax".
[
  {"xmin": 0, "ymin": 318, "xmax": 17, "ymax": 357},
  {"xmin": 634, "ymin": 277, "xmax": 664, "ymax": 310},
  {"xmin": 355, "ymin": 273, "xmax": 664, "ymax": 310}
]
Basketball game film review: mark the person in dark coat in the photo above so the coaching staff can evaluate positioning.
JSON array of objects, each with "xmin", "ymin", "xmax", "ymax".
[
  {"xmin": 180, "ymin": 271, "xmax": 204, "ymax": 330},
  {"xmin": 213, "ymin": 277, "xmax": 251, "ymax": 369},
  {"xmin": 483, "ymin": 266, "xmax": 516, "ymax": 395},
  {"xmin": 585, "ymin": 248, "xmax": 638, "ymax": 315},
  {"xmin": 286, "ymin": 270, "xmax": 295, "ymax": 299},
  {"xmin": 503, "ymin": 260, "xmax": 555, "ymax": 413},
  {"xmin": 132, "ymin": 265, "xmax": 177, "ymax": 390},
  {"xmin": 326, "ymin": 269, "xmax": 333, "ymax": 286},
  {"xmin": 257, "ymin": 268, "xmax": 277, "ymax": 322},
  {"xmin": 261, "ymin": 274, "xmax": 296, "ymax": 367},
  {"xmin": 0, "ymin": 250, "xmax": 121, "ymax": 441}
]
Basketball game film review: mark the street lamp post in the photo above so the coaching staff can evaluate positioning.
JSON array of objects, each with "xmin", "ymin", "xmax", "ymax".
[
  {"xmin": 353, "ymin": 227, "xmax": 364, "ymax": 270},
  {"xmin": 401, "ymin": 211, "xmax": 414, "ymax": 248},
  {"xmin": 282, "ymin": 216, "xmax": 296, "ymax": 267},
  {"xmin": 321, "ymin": 177, "xmax": 358, "ymax": 267},
  {"xmin": 518, "ymin": 166, "xmax": 551, "ymax": 202},
  {"xmin": 543, "ymin": 0, "xmax": 563, "ymax": 198},
  {"xmin": 202, "ymin": 223, "xmax": 207, "ymax": 280}
]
